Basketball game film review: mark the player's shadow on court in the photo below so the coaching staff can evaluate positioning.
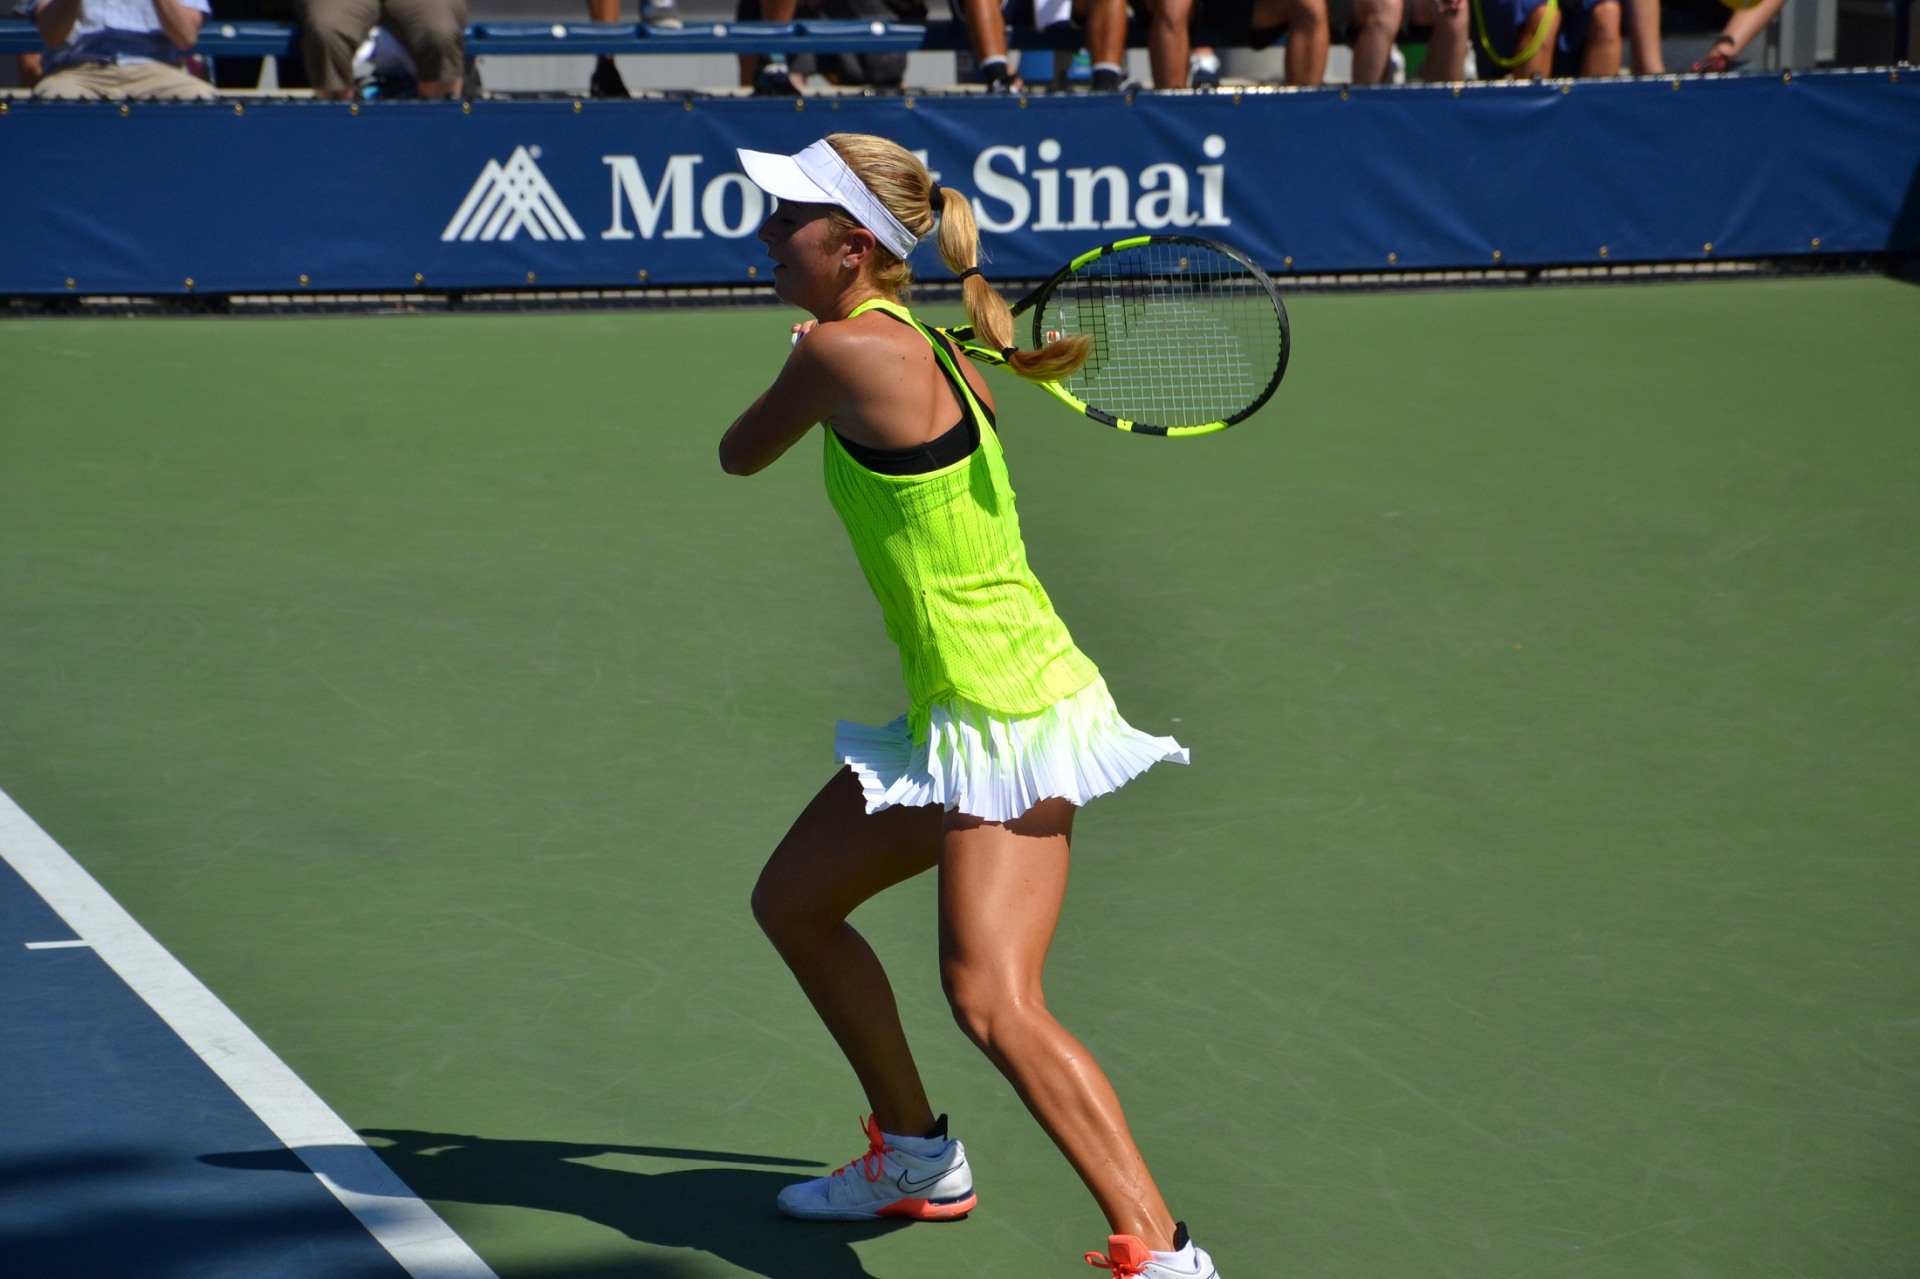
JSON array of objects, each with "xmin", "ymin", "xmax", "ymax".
[{"xmin": 204, "ymin": 1129, "xmax": 911, "ymax": 1279}]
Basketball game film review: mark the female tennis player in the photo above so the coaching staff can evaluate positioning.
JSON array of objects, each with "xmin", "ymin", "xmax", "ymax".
[{"xmin": 721, "ymin": 133, "xmax": 1214, "ymax": 1279}]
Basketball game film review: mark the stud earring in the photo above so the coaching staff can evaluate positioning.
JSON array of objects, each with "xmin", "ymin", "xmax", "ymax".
[{"xmin": 842, "ymin": 259, "xmax": 854, "ymax": 269}]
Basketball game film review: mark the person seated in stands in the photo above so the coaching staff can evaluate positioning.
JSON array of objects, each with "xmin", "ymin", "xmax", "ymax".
[
  {"xmin": 1144, "ymin": 0, "xmax": 1328, "ymax": 89},
  {"xmin": 958, "ymin": 0, "xmax": 1131, "ymax": 92},
  {"xmin": 1475, "ymin": 0, "xmax": 1625, "ymax": 76},
  {"xmin": 300, "ymin": 0, "xmax": 464, "ymax": 98},
  {"xmin": 584, "ymin": 0, "xmax": 680, "ymax": 100},
  {"xmin": 22, "ymin": 0, "xmax": 220, "ymax": 98},
  {"xmin": 740, "ymin": 0, "xmax": 928, "ymax": 94}
]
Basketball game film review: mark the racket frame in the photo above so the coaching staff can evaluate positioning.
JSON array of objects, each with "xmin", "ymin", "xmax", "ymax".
[{"xmin": 940, "ymin": 234, "xmax": 1291, "ymax": 438}]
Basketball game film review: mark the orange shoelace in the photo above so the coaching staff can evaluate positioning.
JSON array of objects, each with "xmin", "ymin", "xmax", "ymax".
[
  {"xmin": 1085, "ymin": 1247, "xmax": 1147, "ymax": 1277},
  {"xmin": 830, "ymin": 1114, "xmax": 889, "ymax": 1183}
]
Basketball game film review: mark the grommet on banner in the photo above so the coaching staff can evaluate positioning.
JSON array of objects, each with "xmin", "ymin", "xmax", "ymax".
[
  {"xmin": 462, "ymin": 101, "xmax": 470, "ymax": 113},
  {"xmin": 1018, "ymin": 96, "xmax": 1028, "ymax": 107},
  {"xmin": 748, "ymin": 266, "xmax": 759, "ymax": 277},
  {"xmin": 299, "ymin": 274, "xmax": 310, "ymax": 285},
  {"xmin": 350, "ymin": 103, "xmax": 359, "ymax": 114},
  {"xmin": 1452, "ymin": 84, "xmax": 1461, "ymax": 96},
  {"xmin": 66, "ymin": 277, "xmax": 75, "ymax": 289},
  {"xmin": 1670, "ymin": 77, "xmax": 1680, "ymax": 89},
  {"xmin": 1339, "ymin": 87, "xmax": 1348, "ymax": 99},
  {"xmin": 1599, "ymin": 245, "xmax": 1609, "ymax": 258},
  {"xmin": 1810, "ymin": 237, "xmax": 1820, "ymax": 249},
  {"xmin": 234, "ymin": 102, "xmax": 244, "ymax": 115},
  {"xmin": 526, "ymin": 271, "xmax": 537, "ymax": 283},
  {"xmin": 1560, "ymin": 82, "xmax": 1570, "ymax": 94},
  {"xmin": 905, "ymin": 96, "xmax": 916, "ymax": 108},
  {"xmin": 683, "ymin": 99, "xmax": 693, "ymax": 110},
  {"xmin": 120, "ymin": 103, "xmax": 130, "ymax": 115},
  {"xmin": 414, "ymin": 272, "xmax": 424, "ymax": 285},
  {"xmin": 1702, "ymin": 242, "xmax": 1713, "ymax": 255},
  {"xmin": 1492, "ymin": 249, "xmax": 1503, "ymax": 262},
  {"xmin": 638, "ymin": 269, "xmax": 649, "ymax": 282},
  {"xmin": 1283, "ymin": 256, "xmax": 1293, "ymax": 268},
  {"xmin": 1387, "ymin": 252, "xmax": 1397, "ymax": 264},
  {"xmin": 1782, "ymin": 71, "xmax": 1791, "ymax": 83},
  {"xmin": 184, "ymin": 278, "xmax": 194, "ymax": 290},
  {"xmin": 574, "ymin": 100, "xmax": 583, "ymax": 112},
  {"xmin": 795, "ymin": 98, "xmax": 804, "ymax": 110}
]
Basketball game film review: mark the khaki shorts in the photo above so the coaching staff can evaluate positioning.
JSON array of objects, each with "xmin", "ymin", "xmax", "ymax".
[
  {"xmin": 32, "ymin": 60, "xmax": 220, "ymax": 99},
  {"xmin": 300, "ymin": 0, "xmax": 468, "ymax": 90}
]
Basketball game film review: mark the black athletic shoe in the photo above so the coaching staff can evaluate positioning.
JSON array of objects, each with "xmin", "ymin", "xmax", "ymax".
[
  {"xmin": 590, "ymin": 56, "xmax": 629, "ymax": 98},
  {"xmin": 754, "ymin": 60, "xmax": 802, "ymax": 95},
  {"xmin": 1090, "ymin": 67, "xmax": 1123, "ymax": 92}
]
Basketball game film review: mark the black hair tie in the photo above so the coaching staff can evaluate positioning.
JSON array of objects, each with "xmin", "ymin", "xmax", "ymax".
[
  {"xmin": 1001, "ymin": 346, "xmax": 1019, "ymax": 359},
  {"xmin": 958, "ymin": 267, "xmax": 983, "ymax": 281},
  {"xmin": 929, "ymin": 181, "xmax": 945, "ymax": 212}
]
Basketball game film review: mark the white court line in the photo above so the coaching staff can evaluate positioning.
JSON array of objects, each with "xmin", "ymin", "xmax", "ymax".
[
  {"xmin": 0, "ymin": 786, "xmax": 497, "ymax": 1279},
  {"xmin": 25, "ymin": 938, "xmax": 93, "ymax": 949}
]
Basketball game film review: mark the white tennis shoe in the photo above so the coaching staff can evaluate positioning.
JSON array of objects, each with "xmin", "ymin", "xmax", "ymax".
[
  {"xmin": 1086, "ymin": 1224, "xmax": 1220, "ymax": 1278},
  {"xmin": 775, "ymin": 1115, "xmax": 977, "ymax": 1222}
]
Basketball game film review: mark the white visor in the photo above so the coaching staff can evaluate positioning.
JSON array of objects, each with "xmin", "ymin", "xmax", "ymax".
[{"xmin": 737, "ymin": 139, "xmax": 920, "ymax": 260}]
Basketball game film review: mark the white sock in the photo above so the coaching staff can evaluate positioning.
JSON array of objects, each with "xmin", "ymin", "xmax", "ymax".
[
  {"xmin": 1150, "ymin": 1241, "xmax": 1200, "ymax": 1273},
  {"xmin": 883, "ymin": 1129, "xmax": 950, "ymax": 1158},
  {"xmin": 1189, "ymin": 51, "xmax": 1220, "ymax": 73},
  {"xmin": 1092, "ymin": 61, "xmax": 1124, "ymax": 76}
]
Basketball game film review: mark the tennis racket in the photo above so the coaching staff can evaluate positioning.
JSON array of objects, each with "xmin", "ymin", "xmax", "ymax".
[{"xmin": 942, "ymin": 234, "xmax": 1291, "ymax": 438}]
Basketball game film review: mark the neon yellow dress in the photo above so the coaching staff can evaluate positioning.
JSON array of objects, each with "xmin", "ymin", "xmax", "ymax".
[{"xmin": 825, "ymin": 299, "xmax": 1187, "ymax": 821}]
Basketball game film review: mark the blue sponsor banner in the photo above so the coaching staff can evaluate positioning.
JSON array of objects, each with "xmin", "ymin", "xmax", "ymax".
[{"xmin": 0, "ymin": 71, "xmax": 1915, "ymax": 295}]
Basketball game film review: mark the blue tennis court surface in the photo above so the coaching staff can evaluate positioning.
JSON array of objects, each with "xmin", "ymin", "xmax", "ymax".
[{"xmin": 0, "ymin": 853, "xmax": 412, "ymax": 1277}]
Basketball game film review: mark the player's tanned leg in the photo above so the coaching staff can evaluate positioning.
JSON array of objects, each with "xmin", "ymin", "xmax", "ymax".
[
  {"xmin": 752, "ymin": 770, "xmax": 943, "ymax": 1137},
  {"xmin": 940, "ymin": 799, "xmax": 1178, "ymax": 1251}
]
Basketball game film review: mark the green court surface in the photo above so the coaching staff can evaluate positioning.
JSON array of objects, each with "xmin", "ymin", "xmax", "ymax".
[{"xmin": 2, "ymin": 277, "xmax": 1916, "ymax": 1278}]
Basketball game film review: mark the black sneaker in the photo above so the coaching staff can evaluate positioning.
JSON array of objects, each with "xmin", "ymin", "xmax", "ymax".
[
  {"xmin": 590, "ymin": 55, "xmax": 629, "ymax": 98},
  {"xmin": 1090, "ymin": 67, "xmax": 1123, "ymax": 92},
  {"xmin": 754, "ymin": 60, "xmax": 801, "ymax": 95}
]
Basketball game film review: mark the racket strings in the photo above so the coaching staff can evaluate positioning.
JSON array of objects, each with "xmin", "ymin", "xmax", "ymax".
[{"xmin": 1040, "ymin": 241, "xmax": 1284, "ymax": 429}]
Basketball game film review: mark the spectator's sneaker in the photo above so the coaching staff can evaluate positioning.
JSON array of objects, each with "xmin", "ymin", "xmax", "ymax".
[
  {"xmin": 1090, "ymin": 66, "xmax": 1124, "ymax": 92},
  {"xmin": 1086, "ymin": 1224, "xmax": 1220, "ymax": 1279},
  {"xmin": 590, "ymin": 55, "xmax": 629, "ymax": 97},
  {"xmin": 776, "ymin": 1115, "xmax": 976, "ymax": 1222},
  {"xmin": 642, "ymin": 0, "xmax": 682, "ymax": 27},
  {"xmin": 1187, "ymin": 51, "xmax": 1221, "ymax": 89},
  {"xmin": 754, "ymin": 58, "xmax": 803, "ymax": 95}
]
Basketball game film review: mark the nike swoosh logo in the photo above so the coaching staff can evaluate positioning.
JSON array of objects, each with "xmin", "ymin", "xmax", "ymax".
[{"xmin": 897, "ymin": 1166, "xmax": 953, "ymax": 1193}]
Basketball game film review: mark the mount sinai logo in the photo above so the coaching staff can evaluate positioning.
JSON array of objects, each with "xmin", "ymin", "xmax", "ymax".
[{"xmin": 442, "ymin": 146, "xmax": 585, "ymax": 243}]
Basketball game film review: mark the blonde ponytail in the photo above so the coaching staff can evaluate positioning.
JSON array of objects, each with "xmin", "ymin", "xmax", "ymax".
[
  {"xmin": 933, "ymin": 185, "xmax": 1091, "ymax": 384},
  {"xmin": 823, "ymin": 132, "xmax": 1091, "ymax": 385}
]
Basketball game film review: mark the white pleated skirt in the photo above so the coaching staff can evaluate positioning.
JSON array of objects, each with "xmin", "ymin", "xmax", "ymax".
[{"xmin": 834, "ymin": 676, "xmax": 1190, "ymax": 824}]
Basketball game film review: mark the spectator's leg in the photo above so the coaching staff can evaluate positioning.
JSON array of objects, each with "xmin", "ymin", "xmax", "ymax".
[
  {"xmin": 16, "ymin": 51, "xmax": 42, "ymax": 88},
  {"xmin": 1412, "ymin": 0, "xmax": 1467, "ymax": 78},
  {"xmin": 1510, "ymin": 0, "xmax": 1556, "ymax": 75},
  {"xmin": 587, "ymin": 0, "xmax": 628, "ymax": 96},
  {"xmin": 1255, "ymin": 0, "xmax": 1328, "ymax": 84},
  {"xmin": 30, "ymin": 64, "xmax": 114, "ymax": 98},
  {"xmin": 1708, "ymin": 0, "xmax": 1786, "ymax": 59},
  {"xmin": 1579, "ymin": 0, "xmax": 1619, "ymax": 74},
  {"xmin": 384, "ymin": 0, "xmax": 467, "ymax": 96},
  {"xmin": 123, "ymin": 60, "xmax": 224, "ymax": 96},
  {"xmin": 1075, "ymin": 0, "xmax": 1129, "ymax": 86},
  {"xmin": 300, "ymin": 0, "xmax": 380, "ymax": 97},
  {"xmin": 1145, "ymin": 0, "xmax": 1193, "ymax": 87},
  {"xmin": 1624, "ymin": 0, "xmax": 1661, "ymax": 72},
  {"xmin": 1349, "ymin": 0, "xmax": 1403, "ymax": 82},
  {"xmin": 961, "ymin": 0, "xmax": 1015, "ymax": 84}
]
